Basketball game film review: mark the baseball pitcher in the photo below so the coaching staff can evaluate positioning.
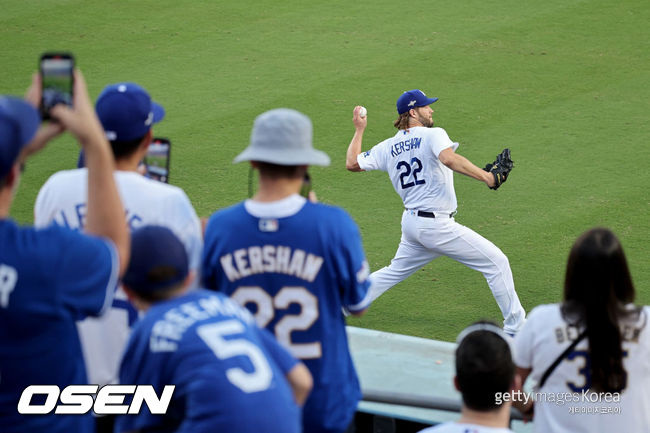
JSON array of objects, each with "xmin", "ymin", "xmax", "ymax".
[{"xmin": 345, "ymin": 89, "xmax": 525, "ymax": 335}]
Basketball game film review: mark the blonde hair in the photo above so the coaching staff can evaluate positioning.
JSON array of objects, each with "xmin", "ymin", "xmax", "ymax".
[{"xmin": 393, "ymin": 112, "xmax": 410, "ymax": 130}]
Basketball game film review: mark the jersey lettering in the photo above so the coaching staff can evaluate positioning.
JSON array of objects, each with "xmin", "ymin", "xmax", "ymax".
[
  {"xmin": 565, "ymin": 349, "xmax": 629, "ymax": 392},
  {"xmin": 220, "ymin": 246, "xmax": 323, "ymax": 283},
  {"xmin": 397, "ymin": 157, "xmax": 426, "ymax": 189},
  {"xmin": 232, "ymin": 286, "xmax": 322, "ymax": 359},
  {"xmin": 196, "ymin": 320, "xmax": 273, "ymax": 393},
  {"xmin": 0, "ymin": 264, "xmax": 18, "ymax": 308},
  {"xmin": 390, "ymin": 137, "xmax": 422, "ymax": 157},
  {"xmin": 55, "ymin": 203, "xmax": 143, "ymax": 231}
]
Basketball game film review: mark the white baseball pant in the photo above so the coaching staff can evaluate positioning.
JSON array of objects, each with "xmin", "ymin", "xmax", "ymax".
[{"xmin": 368, "ymin": 210, "xmax": 526, "ymax": 334}]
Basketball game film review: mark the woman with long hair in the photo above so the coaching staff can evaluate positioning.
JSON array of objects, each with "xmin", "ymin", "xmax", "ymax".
[{"xmin": 513, "ymin": 227, "xmax": 649, "ymax": 432}]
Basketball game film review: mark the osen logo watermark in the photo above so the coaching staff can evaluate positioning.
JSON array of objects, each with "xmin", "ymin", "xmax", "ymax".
[{"xmin": 18, "ymin": 385, "xmax": 175, "ymax": 415}]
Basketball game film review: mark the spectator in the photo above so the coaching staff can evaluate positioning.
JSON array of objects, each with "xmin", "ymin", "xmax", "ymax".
[
  {"xmin": 115, "ymin": 225, "xmax": 311, "ymax": 433},
  {"xmin": 513, "ymin": 227, "xmax": 650, "ymax": 432},
  {"xmin": 202, "ymin": 108, "xmax": 373, "ymax": 433},
  {"xmin": 419, "ymin": 321, "xmax": 518, "ymax": 433},
  {"xmin": 34, "ymin": 82, "xmax": 202, "ymax": 432},
  {"xmin": 0, "ymin": 71, "xmax": 129, "ymax": 433}
]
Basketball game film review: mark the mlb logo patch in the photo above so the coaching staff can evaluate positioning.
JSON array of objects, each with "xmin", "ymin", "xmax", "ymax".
[
  {"xmin": 363, "ymin": 150, "xmax": 371, "ymax": 157},
  {"xmin": 259, "ymin": 218, "xmax": 279, "ymax": 232}
]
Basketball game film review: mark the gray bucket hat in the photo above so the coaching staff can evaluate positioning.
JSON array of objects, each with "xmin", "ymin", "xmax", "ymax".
[{"xmin": 234, "ymin": 108, "xmax": 330, "ymax": 166}]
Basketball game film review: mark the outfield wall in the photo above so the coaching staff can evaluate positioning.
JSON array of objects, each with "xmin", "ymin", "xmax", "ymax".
[{"xmin": 347, "ymin": 326, "xmax": 532, "ymax": 433}]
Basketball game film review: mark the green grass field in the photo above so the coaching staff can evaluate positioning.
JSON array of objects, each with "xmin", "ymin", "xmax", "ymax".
[{"xmin": 2, "ymin": 0, "xmax": 648, "ymax": 342}]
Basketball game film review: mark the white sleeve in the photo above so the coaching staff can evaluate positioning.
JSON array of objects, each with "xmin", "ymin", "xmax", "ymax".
[
  {"xmin": 513, "ymin": 307, "xmax": 540, "ymax": 369},
  {"xmin": 166, "ymin": 189, "xmax": 203, "ymax": 284},
  {"xmin": 428, "ymin": 128, "xmax": 455, "ymax": 158},
  {"xmin": 357, "ymin": 142, "xmax": 385, "ymax": 171},
  {"xmin": 34, "ymin": 176, "xmax": 56, "ymax": 228}
]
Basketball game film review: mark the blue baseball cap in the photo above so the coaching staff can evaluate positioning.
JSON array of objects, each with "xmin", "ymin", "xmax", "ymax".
[
  {"xmin": 0, "ymin": 97, "xmax": 40, "ymax": 179},
  {"xmin": 122, "ymin": 225, "xmax": 188, "ymax": 294},
  {"xmin": 396, "ymin": 89, "xmax": 438, "ymax": 114},
  {"xmin": 95, "ymin": 83, "xmax": 165, "ymax": 142}
]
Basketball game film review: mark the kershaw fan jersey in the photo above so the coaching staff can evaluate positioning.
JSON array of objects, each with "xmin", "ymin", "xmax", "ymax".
[{"xmin": 202, "ymin": 194, "xmax": 372, "ymax": 433}]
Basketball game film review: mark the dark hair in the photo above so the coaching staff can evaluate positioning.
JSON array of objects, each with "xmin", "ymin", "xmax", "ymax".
[
  {"xmin": 134, "ymin": 283, "xmax": 184, "ymax": 303},
  {"xmin": 110, "ymin": 134, "xmax": 147, "ymax": 160},
  {"xmin": 455, "ymin": 321, "xmax": 515, "ymax": 411},
  {"xmin": 394, "ymin": 112, "xmax": 410, "ymax": 130},
  {"xmin": 254, "ymin": 161, "xmax": 307, "ymax": 180},
  {"xmin": 131, "ymin": 265, "xmax": 186, "ymax": 303},
  {"xmin": 562, "ymin": 227, "xmax": 638, "ymax": 393}
]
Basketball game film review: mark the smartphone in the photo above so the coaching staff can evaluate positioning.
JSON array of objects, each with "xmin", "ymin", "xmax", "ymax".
[
  {"xmin": 40, "ymin": 53, "xmax": 74, "ymax": 120},
  {"xmin": 300, "ymin": 172, "xmax": 312, "ymax": 198},
  {"xmin": 142, "ymin": 137, "xmax": 171, "ymax": 183}
]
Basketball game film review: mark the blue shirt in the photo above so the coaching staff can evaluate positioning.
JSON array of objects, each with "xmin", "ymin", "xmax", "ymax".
[
  {"xmin": 202, "ymin": 198, "xmax": 372, "ymax": 433},
  {"xmin": 115, "ymin": 290, "xmax": 301, "ymax": 433},
  {"xmin": 0, "ymin": 219, "xmax": 118, "ymax": 433}
]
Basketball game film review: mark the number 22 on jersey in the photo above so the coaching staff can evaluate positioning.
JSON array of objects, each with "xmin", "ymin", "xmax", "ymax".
[
  {"xmin": 397, "ymin": 157, "xmax": 425, "ymax": 189},
  {"xmin": 231, "ymin": 286, "xmax": 321, "ymax": 360}
]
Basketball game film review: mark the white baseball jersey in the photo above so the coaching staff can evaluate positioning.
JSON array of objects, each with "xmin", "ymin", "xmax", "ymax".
[
  {"xmin": 513, "ymin": 303, "xmax": 650, "ymax": 433},
  {"xmin": 34, "ymin": 168, "xmax": 203, "ymax": 386},
  {"xmin": 418, "ymin": 422, "xmax": 514, "ymax": 433},
  {"xmin": 357, "ymin": 126, "xmax": 459, "ymax": 213}
]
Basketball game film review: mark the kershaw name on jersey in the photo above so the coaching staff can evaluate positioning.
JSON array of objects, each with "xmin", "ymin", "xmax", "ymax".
[
  {"xmin": 390, "ymin": 137, "xmax": 422, "ymax": 157},
  {"xmin": 220, "ymin": 245, "xmax": 324, "ymax": 283}
]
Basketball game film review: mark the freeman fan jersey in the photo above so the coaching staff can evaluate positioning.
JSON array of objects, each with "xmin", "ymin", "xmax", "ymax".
[
  {"xmin": 513, "ymin": 304, "xmax": 650, "ymax": 433},
  {"xmin": 0, "ymin": 219, "xmax": 118, "ymax": 433},
  {"xmin": 357, "ymin": 126, "xmax": 459, "ymax": 213},
  {"xmin": 115, "ymin": 290, "xmax": 300, "ymax": 433},
  {"xmin": 202, "ymin": 194, "xmax": 372, "ymax": 433},
  {"xmin": 34, "ymin": 168, "xmax": 202, "ymax": 387}
]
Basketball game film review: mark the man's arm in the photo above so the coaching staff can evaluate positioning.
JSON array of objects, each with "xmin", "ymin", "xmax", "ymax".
[
  {"xmin": 345, "ymin": 106, "xmax": 367, "ymax": 172},
  {"xmin": 49, "ymin": 70, "xmax": 130, "ymax": 276},
  {"xmin": 285, "ymin": 362, "xmax": 313, "ymax": 406},
  {"xmin": 438, "ymin": 147, "xmax": 496, "ymax": 188}
]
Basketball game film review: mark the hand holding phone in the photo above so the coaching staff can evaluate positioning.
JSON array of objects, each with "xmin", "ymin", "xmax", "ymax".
[{"xmin": 40, "ymin": 52, "xmax": 74, "ymax": 120}]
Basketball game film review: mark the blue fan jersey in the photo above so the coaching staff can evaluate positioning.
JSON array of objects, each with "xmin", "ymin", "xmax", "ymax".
[
  {"xmin": 115, "ymin": 290, "xmax": 301, "ymax": 433},
  {"xmin": 0, "ymin": 219, "xmax": 118, "ymax": 433},
  {"xmin": 202, "ymin": 197, "xmax": 372, "ymax": 433}
]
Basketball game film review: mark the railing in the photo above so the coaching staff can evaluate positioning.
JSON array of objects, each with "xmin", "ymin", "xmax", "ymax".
[{"xmin": 362, "ymin": 388, "xmax": 525, "ymax": 422}]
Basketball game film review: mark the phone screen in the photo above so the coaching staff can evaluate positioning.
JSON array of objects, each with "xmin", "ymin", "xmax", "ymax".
[
  {"xmin": 40, "ymin": 53, "xmax": 74, "ymax": 119},
  {"xmin": 142, "ymin": 137, "xmax": 171, "ymax": 183}
]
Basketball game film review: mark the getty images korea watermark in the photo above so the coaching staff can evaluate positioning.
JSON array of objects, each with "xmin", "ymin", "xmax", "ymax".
[
  {"xmin": 18, "ymin": 385, "xmax": 175, "ymax": 415},
  {"xmin": 495, "ymin": 390, "xmax": 622, "ymax": 415}
]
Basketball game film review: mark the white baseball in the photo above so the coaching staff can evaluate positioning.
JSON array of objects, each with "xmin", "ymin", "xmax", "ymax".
[{"xmin": 359, "ymin": 106, "xmax": 367, "ymax": 118}]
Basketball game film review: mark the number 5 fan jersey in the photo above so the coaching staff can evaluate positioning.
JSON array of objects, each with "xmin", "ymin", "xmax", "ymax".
[
  {"xmin": 202, "ymin": 194, "xmax": 372, "ymax": 433},
  {"xmin": 115, "ymin": 290, "xmax": 301, "ymax": 433}
]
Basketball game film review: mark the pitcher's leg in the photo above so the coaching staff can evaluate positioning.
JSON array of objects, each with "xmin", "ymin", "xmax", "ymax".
[
  {"xmin": 440, "ymin": 223, "xmax": 526, "ymax": 333},
  {"xmin": 368, "ymin": 240, "xmax": 437, "ymax": 303}
]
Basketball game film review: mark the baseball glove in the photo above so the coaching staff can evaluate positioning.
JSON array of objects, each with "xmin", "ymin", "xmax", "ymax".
[{"xmin": 483, "ymin": 148, "xmax": 513, "ymax": 190}]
